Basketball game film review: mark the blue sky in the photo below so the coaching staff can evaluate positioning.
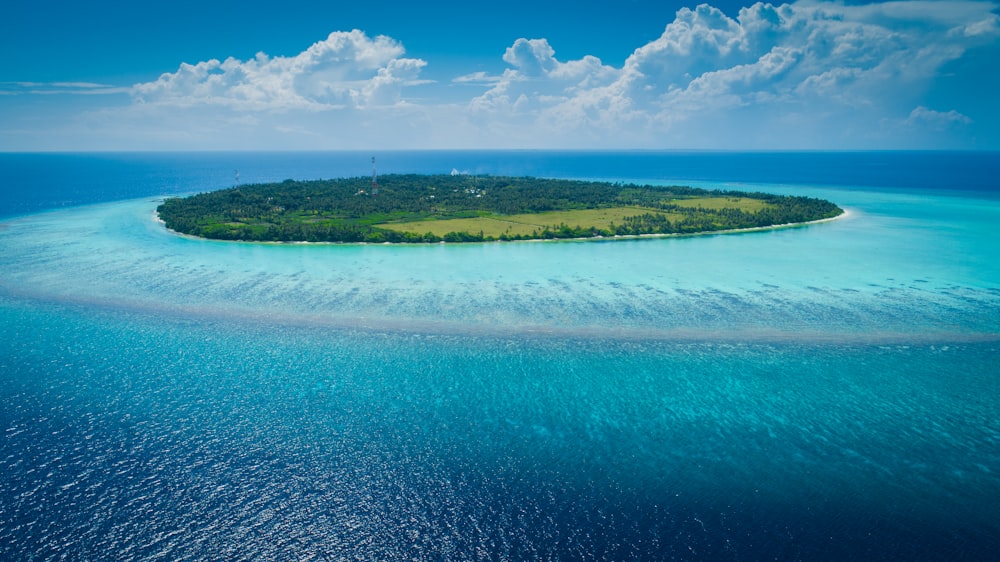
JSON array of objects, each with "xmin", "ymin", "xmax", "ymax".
[{"xmin": 2, "ymin": 0, "xmax": 998, "ymax": 151}]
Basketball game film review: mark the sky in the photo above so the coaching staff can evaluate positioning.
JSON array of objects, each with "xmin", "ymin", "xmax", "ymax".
[{"xmin": 2, "ymin": 0, "xmax": 999, "ymax": 151}]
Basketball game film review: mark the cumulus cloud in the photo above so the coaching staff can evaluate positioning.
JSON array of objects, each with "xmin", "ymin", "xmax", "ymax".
[
  {"xmin": 469, "ymin": 0, "xmax": 1000, "ymax": 147},
  {"xmin": 466, "ymin": 37, "xmax": 621, "ymax": 143},
  {"xmin": 131, "ymin": 30, "xmax": 428, "ymax": 110},
  {"xmin": 503, "ymin": 38, "xmax": 559, "ymax": 76},
  {"xmin": 36, "ymin": 1, "xmax": 997, "ymax": 150}
]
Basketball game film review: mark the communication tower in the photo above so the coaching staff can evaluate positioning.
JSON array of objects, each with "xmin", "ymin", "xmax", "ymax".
[{"xmin": 371, "ymin": 157, "xmax": 378, "ymax": 196}]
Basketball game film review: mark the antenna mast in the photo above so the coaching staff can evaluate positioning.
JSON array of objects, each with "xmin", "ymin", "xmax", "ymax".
[{"xmin": 371, "ymin": 157, "xmax": 378, "ymax": 197}]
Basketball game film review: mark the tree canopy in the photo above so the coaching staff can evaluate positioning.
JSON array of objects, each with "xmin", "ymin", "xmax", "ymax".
[{"xmin": 157, "ymin": 174, "xmax": 843, "ymax": 243}]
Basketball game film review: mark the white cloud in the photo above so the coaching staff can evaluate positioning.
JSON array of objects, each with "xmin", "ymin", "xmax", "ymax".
[
  {"xmin": 452, "ymin": 71, "xmax": 503, "ymax": 85},
  {"xmin": 628, "ymin": 3, "xmax": 746, "ymax": 80},
  {"xmin": 131, "ymin": 30, "xmax": 428, "ymax": 110},
  {"xmin": 905, "ymin": 105, "xmax": 973, "ymax": 129},
  {"xmin": 0, "ymin": 81, "xmax": 129, "ymax": 96},
  {"xmin": 502, "ymin": 38, "xmax": 558, "ymax": 76},
  {"xmin": 13, "ymin": 1, "xmax": 998, "ymax": 150},
  {"xmin": 467, "ymin": 37, "xmax": 621, "ymax": 142},
  {"xmin": 465, "ymin": 0, "xmax": 1000, "ymax": 147}
]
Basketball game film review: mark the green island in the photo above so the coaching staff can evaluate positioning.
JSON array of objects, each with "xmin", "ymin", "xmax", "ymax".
[{"xmin": 156, "ymin": 174, "xmax": 844, "ymax": 243}]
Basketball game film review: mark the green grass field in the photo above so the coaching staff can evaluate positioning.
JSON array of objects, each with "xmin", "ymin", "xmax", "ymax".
[
  {"xmin": 381, "ymin": 206, "xmax": 682, "ymax": 237},
  {"xmin": 379, "ymin": 199, "xmax": 773, "ymax": 237},
  {"xmin": 668, "ymin": 196, "xmax": 773, "ymax": 212}
]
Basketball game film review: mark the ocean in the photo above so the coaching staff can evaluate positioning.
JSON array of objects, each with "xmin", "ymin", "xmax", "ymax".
[{"xmin": 1, "ymin": 151, "xmax": 998, "ymax": 560}]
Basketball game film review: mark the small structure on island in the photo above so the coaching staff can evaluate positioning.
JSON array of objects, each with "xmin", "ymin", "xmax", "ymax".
[{"xmin": 371, "ymin": 157, "xmax": 378, "ymax": 197}]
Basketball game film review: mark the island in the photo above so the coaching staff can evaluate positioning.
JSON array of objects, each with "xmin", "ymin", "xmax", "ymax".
[{"xmin": 156, "ymin": 174, "xmax": 843, "ymax": 243}]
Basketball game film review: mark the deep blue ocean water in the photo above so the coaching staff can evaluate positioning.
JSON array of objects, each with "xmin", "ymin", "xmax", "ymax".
[{"xmin": 1, "ymin": 151, "xmax": 998, "ymax": 560}]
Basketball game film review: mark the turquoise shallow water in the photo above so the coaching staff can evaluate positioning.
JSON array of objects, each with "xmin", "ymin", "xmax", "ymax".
[
  {"xmin": 1, "ymin": 182, "xmax": 997, "ymax": 341},
  {"xmin": 1, "ymin": 152, "xmax": 999, "ymax": 559}
]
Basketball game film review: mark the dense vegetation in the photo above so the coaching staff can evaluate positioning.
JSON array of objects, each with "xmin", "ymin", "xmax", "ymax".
[{"xmin": 156, "ymin": 174, "xmax": 843, "ymax": 243}]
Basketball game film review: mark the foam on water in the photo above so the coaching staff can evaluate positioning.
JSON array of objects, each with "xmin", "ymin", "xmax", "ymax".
[{"xmin": 2, "ymin": 170, "xmax": 999, "ymax": 559}]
